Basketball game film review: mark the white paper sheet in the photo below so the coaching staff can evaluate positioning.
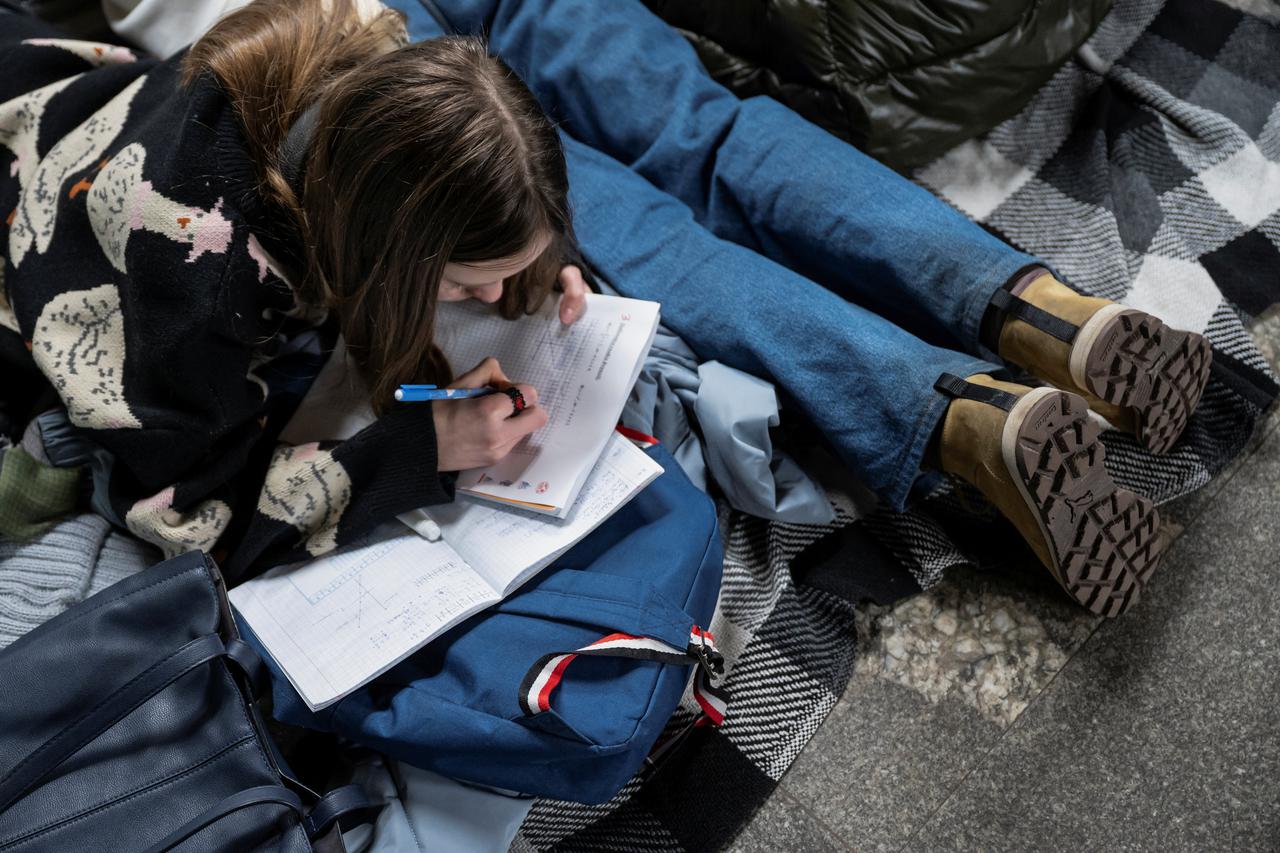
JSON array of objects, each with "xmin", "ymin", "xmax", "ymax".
[
  {"xmin": 422, "ymin": 432, "xmax": 664, "ymax": 593},
  {"xmin": 230, "ymin": 532, "xmax": 499, "ymax": 711},
  {"xmin": 435, "ymin": 293, "xmax": 659, "ymax": 515}
]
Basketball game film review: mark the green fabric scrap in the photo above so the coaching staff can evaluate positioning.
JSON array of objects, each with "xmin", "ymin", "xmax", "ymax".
[{"xmin": 0, "ymin": 446, "xmax": 82, "ymax": 540}]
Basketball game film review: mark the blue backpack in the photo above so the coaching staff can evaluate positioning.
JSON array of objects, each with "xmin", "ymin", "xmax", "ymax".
[{"xmin": 244, "ymin": 441, "xmax": 725, "ymax": 805}]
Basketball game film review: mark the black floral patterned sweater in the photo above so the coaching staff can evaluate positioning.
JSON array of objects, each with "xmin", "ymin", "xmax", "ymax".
[{"xmin": 0, "ymin": 16, "xmax": 453, "ymax": 581}]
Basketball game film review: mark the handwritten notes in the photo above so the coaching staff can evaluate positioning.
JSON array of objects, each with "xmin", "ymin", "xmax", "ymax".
[{"xmin": 230, "ymin": 534, "xmax": 493, "ymax": 710}]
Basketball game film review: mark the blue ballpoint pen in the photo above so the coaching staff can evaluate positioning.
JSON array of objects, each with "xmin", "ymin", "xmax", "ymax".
[{"xmin": 394, "ymin": 384, "xmax": 499, "ymax": 402}]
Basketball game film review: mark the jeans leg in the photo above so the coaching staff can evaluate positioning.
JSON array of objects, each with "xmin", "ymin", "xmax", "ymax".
[
  {"xmin": 561, "ymin": 135, "xmax": 999, "ymax": 510},
  {"xmin": 391, "ymin": 0, "xmax": 449, "ymax": 38},
  {"xmin": 411, "ymin": 0, "xmax": 1041, "ymax": 354}
]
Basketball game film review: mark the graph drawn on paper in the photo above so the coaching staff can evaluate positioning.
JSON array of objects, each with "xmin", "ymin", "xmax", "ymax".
[
  {"xmin": 436, "ymin": 301, "xmax": 600, "ymax": 455},
  {"xmin": 229, "ymin": 530, "xmax": 500, "ymax": 709},
  {"xmin": 433, "ymin": 293, "xmax": 660, "ymax": 515}
]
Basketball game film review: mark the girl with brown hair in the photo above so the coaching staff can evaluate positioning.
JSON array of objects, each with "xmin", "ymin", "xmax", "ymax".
[{"xmin": 0, "ymin": 0, "xmax": 588, "ymax": 577}]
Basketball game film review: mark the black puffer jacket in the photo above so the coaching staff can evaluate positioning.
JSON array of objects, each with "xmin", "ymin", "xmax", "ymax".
[{"xmin": 644, "ymin": 0, "xmax": 1109, "ymax": 170}]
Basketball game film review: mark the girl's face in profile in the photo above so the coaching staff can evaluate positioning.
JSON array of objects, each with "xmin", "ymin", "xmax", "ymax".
[{"xmin": 438, "ymin": 233, "xmax": 550, "ymax": 304}]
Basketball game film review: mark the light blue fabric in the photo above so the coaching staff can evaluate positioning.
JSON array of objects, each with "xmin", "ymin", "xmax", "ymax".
[
  {"xmin": 392, "ymin": 0, "xmax": 1042, "ymax": 510},
  {"xmin": 696, "ymin": 361, "xmax": 834, "ymax": 524},
  {"xmin": 0, "ymin": 514, "xmax": 158, "ymax": 649},
  {"xmin": 617, "ymin": 297, "xmax": 834, "ymax": 524},
  {"xmin": 343, "ymin": 757, "xmax": 532, "ymax": 853},
  {"xmin": 622, "ymin": 324, "xmax": 706, "ymax": 489}
]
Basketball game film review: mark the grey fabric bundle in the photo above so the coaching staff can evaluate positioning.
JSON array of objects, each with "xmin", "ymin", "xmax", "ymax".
[{"xmin": 0, "ymin": 514, "xmax": 159, "ymax": 650}]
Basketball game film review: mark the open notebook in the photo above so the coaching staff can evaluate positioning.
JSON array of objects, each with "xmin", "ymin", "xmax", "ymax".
[
  {"xmin": 229, "ymin": 432, "xmax": 663, "ymax": 711},
  {"xmin": 435, "ymin": 293, "xmax": 660, "ymax": 517}
]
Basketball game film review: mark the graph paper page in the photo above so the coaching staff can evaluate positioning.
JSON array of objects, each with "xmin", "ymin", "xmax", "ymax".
[
  {"xmin": 435, "ymin": 293, "xmax": 659, "ymax": 515},
  {"xmin": 229, "ymin": 530, "xmax": 499, "ymax": 711}
]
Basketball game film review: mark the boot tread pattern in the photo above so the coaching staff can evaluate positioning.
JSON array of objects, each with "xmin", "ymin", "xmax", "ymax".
[
  {"xmin": 1084, "ymin": 313, "xmax": 1212, "ymax": 455},
  {"xmin": 1014, "ymin": 392, "xmax": 1163, "ymax": 617}
]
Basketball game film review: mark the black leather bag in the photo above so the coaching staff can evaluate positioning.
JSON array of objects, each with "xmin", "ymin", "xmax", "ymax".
[{"xmin": 0, "ymin": 550, "xmax": 377, "ymax": 852}]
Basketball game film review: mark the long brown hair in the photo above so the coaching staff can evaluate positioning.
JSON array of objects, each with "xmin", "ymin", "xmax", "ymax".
[{"xmin": 184, "ymin": 0, "xmax": 570, "ymax": 412}]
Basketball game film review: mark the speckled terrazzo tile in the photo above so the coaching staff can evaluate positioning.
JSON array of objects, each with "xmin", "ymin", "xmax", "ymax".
[
  {"xmin": 724, "ymin": 786, "xmax": 852, "ymax": 853},
  {"xmin": 777, "ymin": 677, "xmax": 999, "ymax": 853},
  {"xmin": 850, "ymin": 565, "xmax": 1099, "ymax": 728},
  {"xmin": 906, "ymin": 426, "xmax": 1280, "ymax": 853},
  {"xmin": 769, "ymin": 557, "xmax": 1101, "ymax": 851}
]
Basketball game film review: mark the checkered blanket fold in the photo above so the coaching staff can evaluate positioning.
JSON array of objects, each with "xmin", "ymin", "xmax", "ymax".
[{"xmin": 514, "ymin": 1, "xmax": 1280, "ymax": 848}]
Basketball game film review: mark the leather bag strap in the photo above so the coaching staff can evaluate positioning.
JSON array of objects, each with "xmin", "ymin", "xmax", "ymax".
[
  {"xmin": 302, "ymin": 783, "xmax": 385, "ymax": 838},
  {"xmin": 143, "ymin": 783, "xmax": 382, "ymax": 852},
  {"xmin": 224, "ymin": 636, "xmax": 270, "ymax": 697},
  {"xmin": 0, "ymin": 634, "xmax": 228, "ymax": 814},
  {"xmin": 140, "ymin": 785, "xmax": 304, "ymax": 853}
]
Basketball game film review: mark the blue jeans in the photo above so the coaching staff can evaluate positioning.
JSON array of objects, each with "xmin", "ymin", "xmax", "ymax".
[{"xmin": 393, "ymin": 0, "xmax": 1041, "ymax": 509}]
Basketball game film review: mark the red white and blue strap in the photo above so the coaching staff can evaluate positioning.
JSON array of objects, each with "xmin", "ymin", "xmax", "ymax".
[
  {"xmin": 690, "ymin": 666, "xmax": 729, "ymax": 726},
  {"xmin": 518, "ymin": 626, "xmax": 728, "ymax": 725}
]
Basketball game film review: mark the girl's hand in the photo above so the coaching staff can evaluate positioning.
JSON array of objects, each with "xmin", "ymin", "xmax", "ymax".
[
  {"xmin": 558, "ymin": 264, "xmax": 589, "ymax": 325},
  {"xmin": 432, "ymin": 357, "xmax": 548, "ymax": 472}
]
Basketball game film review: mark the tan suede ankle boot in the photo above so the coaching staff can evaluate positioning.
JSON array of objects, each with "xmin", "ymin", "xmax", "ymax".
[
  {"xmin": 994, "ymin": 273, "xmax": 1212, "ymax": 454},
  {"xmin": 935, "ymin": 372, "xmax": 1164, "ymax": 617}
]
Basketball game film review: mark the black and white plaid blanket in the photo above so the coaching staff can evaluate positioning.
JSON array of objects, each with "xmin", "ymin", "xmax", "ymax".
[{"xmin": 514, "ymin": 0, "xmax": 1280, "ymax": 848}]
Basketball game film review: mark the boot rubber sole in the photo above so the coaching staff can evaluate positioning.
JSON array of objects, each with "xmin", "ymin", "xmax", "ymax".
[
  {"xmin": 1001, "ymin": 387, "xmax": 1164, "ymax": 617},
  {"xmin": 1069, "ymin": 305, "xmax": 1212, "ymax": 455}
]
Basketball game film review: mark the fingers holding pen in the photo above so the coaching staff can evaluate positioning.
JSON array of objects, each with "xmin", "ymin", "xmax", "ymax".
[
  {"xmin": 474, "ymin": 385, "xmax": 547, "ymax": 461},
  {"xmin": 423, "ymin": 359, "xmax": 547, "ymax": 471},
  {"xmin": 432, "ymin": 378, "xmax": 547, "ymax": 471}
]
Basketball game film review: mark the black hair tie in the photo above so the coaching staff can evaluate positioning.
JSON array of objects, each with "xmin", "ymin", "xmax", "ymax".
[
  {"xmin": 280, "ymin": 102, "xmax": 321, "ymax": 199},
  {"xmin": 502, "ymin": 387, "xmax": 527, "ymax": 417}
]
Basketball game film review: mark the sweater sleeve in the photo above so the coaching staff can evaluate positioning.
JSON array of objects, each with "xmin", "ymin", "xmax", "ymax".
[
  {"xmin": 102, "ymin": 321, "xmax": 459, "ymax": 581},
  {"xmin": 98, "ymin": 240, "xmax": 458, "ymax": 579},
  {"xmin": 217, "ymin": 404, "xmax": 457, "ymax": 579}
]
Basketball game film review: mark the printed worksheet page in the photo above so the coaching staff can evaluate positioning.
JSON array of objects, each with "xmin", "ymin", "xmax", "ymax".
[
  {"xmin": 435, "ymin": 293, "xmax": 659, "ymax": 516},
  {"xmin": 229, "ymin": 531, "xmax": 500, "ymax": 711},
  {"xmin": 420, "ymin": 432, "xmax": 664, "ymax": 593}
]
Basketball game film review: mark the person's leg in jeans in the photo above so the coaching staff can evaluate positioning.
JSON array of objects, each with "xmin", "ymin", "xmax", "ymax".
[
  {"xmin": 562, "ymin": 137, "xmax": 1166, "ymax": 617},
  {"xmin": 404, "ymin": 0, "xmax": 1032, "ymax": 353},
  {"xmin": 561, "ymin": 135, "xmax": 995, "ymax": 512},
  {"xmin": 400, "ymin": 0, "xmax": 1212, "ymax": 458}
]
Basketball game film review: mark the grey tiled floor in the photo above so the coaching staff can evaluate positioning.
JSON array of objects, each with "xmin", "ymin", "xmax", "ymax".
[{"xmin": 731, "ymin": 326, "xmax": 1280, "ymax": 852}]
